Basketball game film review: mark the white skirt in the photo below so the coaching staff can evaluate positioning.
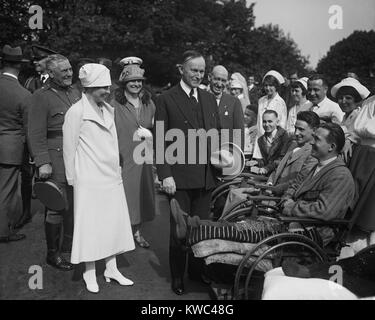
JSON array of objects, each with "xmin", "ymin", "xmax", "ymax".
[{"xmin": 70, "ymin": 181, "xmax": 135, "ymax": 264}]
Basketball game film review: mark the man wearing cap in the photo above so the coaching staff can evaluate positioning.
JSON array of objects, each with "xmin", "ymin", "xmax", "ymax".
[
  {"xmin": 307, "ymin": 74, "xmax": 344, "ymax": 124},
  {"xmin": 154, "ymin": 50, "xmax": 221, "ymax": 295},
  {"xmin": 0, "ymin": 45, "xmax": 31, "ymax": 243},
  {"xmin": 18, "ymin": 45, "xmax": 57, "ymax": 229},
  {"xmin": 208, "ymin": 65, "xmax": 244, "ymax": 149},
  {"xmin": 28, "ymin": 54, "xmax": 81, "ymax": 270},
  {"xmin": 24, "ymin": 45, "xmax": 57, "ymax": 93}
]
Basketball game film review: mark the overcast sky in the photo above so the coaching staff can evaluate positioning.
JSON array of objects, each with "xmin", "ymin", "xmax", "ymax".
[{"xmin": 251, "ymin": 0, "xmax": 375, "ymax": 68}]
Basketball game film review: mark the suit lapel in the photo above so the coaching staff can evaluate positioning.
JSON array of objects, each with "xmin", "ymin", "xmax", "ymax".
[
  {"xmin": 296, "ymin": 158, "xmax": 342, "ymax": 196},
  {"xmin": 218, "ymin": 94, "xmax": 229, "ymax": 116},
  {"xmin": 268, "ymin": 128, "xmax": 284, "ymax": 159},
  {"xmin": 199, "ymin": 88, "xmax": 213, "ymax": 130},
  {"xmin": 171, "ymin": 85, "xmax": 198, "ymax": 128},
  {"xmin": 273, "ymin": 149, "xmax": 292, "ymax": 182},
  {"xmin": 287, "ymin": 144, "xmax": 311, "ymax": 165}
]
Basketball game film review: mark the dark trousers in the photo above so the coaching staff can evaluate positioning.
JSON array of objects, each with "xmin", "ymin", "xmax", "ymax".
[
  {"xmin": 20, "ymin": 156, "xmax": 33, "ymax": 220},
  {"xmin": 0, "ymin": 164, "xmax": 21, "ymax": 237},
  {"xmin": 169, "ymin": 188, "xmax": 212, "ymax": 280}
]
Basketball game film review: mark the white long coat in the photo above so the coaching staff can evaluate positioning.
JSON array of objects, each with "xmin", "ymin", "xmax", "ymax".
[{"xmin": 63, "ymin": 93, "xmax": 135, "ymax": 264}]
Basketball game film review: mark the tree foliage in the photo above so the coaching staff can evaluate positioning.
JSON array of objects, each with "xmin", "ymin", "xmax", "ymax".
[
  {"xmin": 317, "ymin": 30, "xmax": 375, "ymax": 87},
  {"xmin": 0, "ymin": 0, "xmax": 310, "ymax": 85}
]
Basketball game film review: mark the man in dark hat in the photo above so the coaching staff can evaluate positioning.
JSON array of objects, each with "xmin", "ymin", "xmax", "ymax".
[
  {"xmin": 16, "ymin": 45, "xmax": 58, "ymax": 229},
  {"xmin": 24, "ymin": 45, "xmax": 57, "ymax": 93},
  {"xmin": 0, "ymin": 45, "xmax": 31, "ymax": 243},
  {"xmin": 28, "ymin": 54, "xmax": 81, "ymax": 270}
]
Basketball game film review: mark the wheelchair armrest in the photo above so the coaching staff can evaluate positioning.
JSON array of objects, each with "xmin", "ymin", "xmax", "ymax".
[
  {"xmin": 246, "ymin": 195, "xmax": 282, "ymax": 202},
  {"xmin": 278, "ymin": 215, "xmax": 350, "ymax": 226}
]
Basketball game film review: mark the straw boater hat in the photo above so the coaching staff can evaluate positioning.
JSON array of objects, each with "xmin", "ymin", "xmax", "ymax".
[
  {"xmin": 331, "ymin": 77, "xmax": 370, "ymax": 100},
  {"xmin": 210, "ymin": 142, "xmax": 245, "ymax": 180}
]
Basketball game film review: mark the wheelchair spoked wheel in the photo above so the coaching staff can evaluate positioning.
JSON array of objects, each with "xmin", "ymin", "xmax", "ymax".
[{"xmin": 233, "ymin": 232, "xmax": 329, "ymax": 300}]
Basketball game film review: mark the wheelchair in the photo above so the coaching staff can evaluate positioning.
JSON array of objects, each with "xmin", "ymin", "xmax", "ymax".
[{"xmin": 202, "ymin": 160, "xmax": 361, "ymax": 300}]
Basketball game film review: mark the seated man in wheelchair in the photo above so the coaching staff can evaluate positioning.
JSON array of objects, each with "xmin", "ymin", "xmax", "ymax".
[
  {"xmin": 246, "ymin": 110, "xmax": 293, "ymax": 176},
  {"xmin": 171, "ymin": 122, "xmax": 355, "ymax": 249},
  {"xmin": 222, "ymin": 111, "xmax": 320, "ymax": 215}
]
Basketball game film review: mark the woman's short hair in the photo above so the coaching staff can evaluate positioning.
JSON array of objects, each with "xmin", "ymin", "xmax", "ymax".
[
  {"xmin": 296, "ymin": 111, "xmax": 320, "ymax": 129},
  {"xmin": 336, "ymin": 86, "xmax": 362, "ymax": 103},
  {"xmin": 291, "ymin": 81, "xmax": 307, "ymax": 96},
  {"xmin": 262, "ymin": 75, "xmax": 280, "ymax": 91},
  {"xmin": 318, "ymin": 122, "xmax": 346, "ymax": 154}
]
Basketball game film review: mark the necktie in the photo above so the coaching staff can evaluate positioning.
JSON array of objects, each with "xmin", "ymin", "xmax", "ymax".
[{"xmin": 189, "ymin": 89, "xmax": 198, "ymax": 105}]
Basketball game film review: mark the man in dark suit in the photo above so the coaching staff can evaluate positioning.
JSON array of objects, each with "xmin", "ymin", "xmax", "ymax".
[
  {"xmin": 16, "ymin": 45, "xmax": 58, "ymax": 229},
  {"xmin": 251, "ymin": 110, "xmax": 292, "ymax": 175},
  {"xmin": 208, "ymin": 65, "xmax": 244, "ymax": 149},
  {"xmin": 154, "ymin": 50, "xmax": 221, "ymax": 295},
  {"xmin": 247, "ymin": 75, "xmax": 260, "ymax": 115},
  {"xmin": 28, "ymin": 54, "xmax": 81, "ymax": 270},
  {"xmin": 0, "ymin": 45, "xmax": 31, "ymax": 243}
]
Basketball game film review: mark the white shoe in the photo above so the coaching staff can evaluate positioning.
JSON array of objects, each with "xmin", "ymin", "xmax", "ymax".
[
  {"xmin": 83, "ymin": 272, "xmax": 99, "ymax": 293},
  {"xmin": 104, "ymin": 270, "xmax": 134, "ymax": 286}
]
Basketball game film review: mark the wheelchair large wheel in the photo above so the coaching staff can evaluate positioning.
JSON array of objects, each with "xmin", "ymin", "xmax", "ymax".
[{"xmin": 233, "ymin": 232, "xmax": 329, "ymax": 300}]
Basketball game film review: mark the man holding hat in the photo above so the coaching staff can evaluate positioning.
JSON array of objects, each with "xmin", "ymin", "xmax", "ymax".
[
  {"xmin": 17, "ymin": 45, "xmax": 57, "ymax": 229},
  {"xmin": 28, "ymin": 54, "xmax": 81, "ymax": 270},
  {"xmin": 154, "ymin": 50, "xmax": 221, "ymax": 295},
  {"xmin": 0, "ymin": 45, "xmax": 31, "ymax": 243}
]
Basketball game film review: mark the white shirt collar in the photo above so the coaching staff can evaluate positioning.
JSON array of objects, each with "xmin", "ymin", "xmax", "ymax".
[
  {"xmin": 2, "ymin": 72, "xmax": 18, "ymax": 80},
  {"xmin": 319, "ymin": 156, "xmax": 337, "ymax": 168},
  {"xmin": 180, "ymin": 79, "xmax": 198, "ymax": 101}
]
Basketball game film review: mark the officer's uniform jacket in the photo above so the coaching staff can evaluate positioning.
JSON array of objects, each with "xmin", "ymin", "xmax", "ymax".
[{"xmin": 27, "ymin": 81, "xmax": 81, "ymax": 182}]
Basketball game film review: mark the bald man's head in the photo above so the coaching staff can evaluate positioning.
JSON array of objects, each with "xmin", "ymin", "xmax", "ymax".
[{"xmin": 209, "ymin": 65, "xmax": 229, "ymax": 96}]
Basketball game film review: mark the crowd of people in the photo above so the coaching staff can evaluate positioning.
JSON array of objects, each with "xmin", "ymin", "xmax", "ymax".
[{"xmin": 1, "ymin": 42, "xmax": 375, "ymax": 298}]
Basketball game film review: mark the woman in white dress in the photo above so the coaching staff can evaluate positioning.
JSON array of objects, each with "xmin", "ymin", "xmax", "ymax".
[
  {"xmin": 63, "ymin": 64, "xmax": 135, "ymax": 293},
  {"xmin": 286, "ymin": 77, "xmax": 312, "ymax": 135}
]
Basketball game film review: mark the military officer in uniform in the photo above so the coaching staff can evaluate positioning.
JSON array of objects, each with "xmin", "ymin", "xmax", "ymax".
[
  {"xmin": 28, "ymin": 54, "xmax": 81, "ymax": 270},
  {"xmin": 24, "ymin": 45, "xmax": 57, "ymax": 93},
  {"xmin": 15, "ymin": 45, "xmax": 58, "ymax": 229}
]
